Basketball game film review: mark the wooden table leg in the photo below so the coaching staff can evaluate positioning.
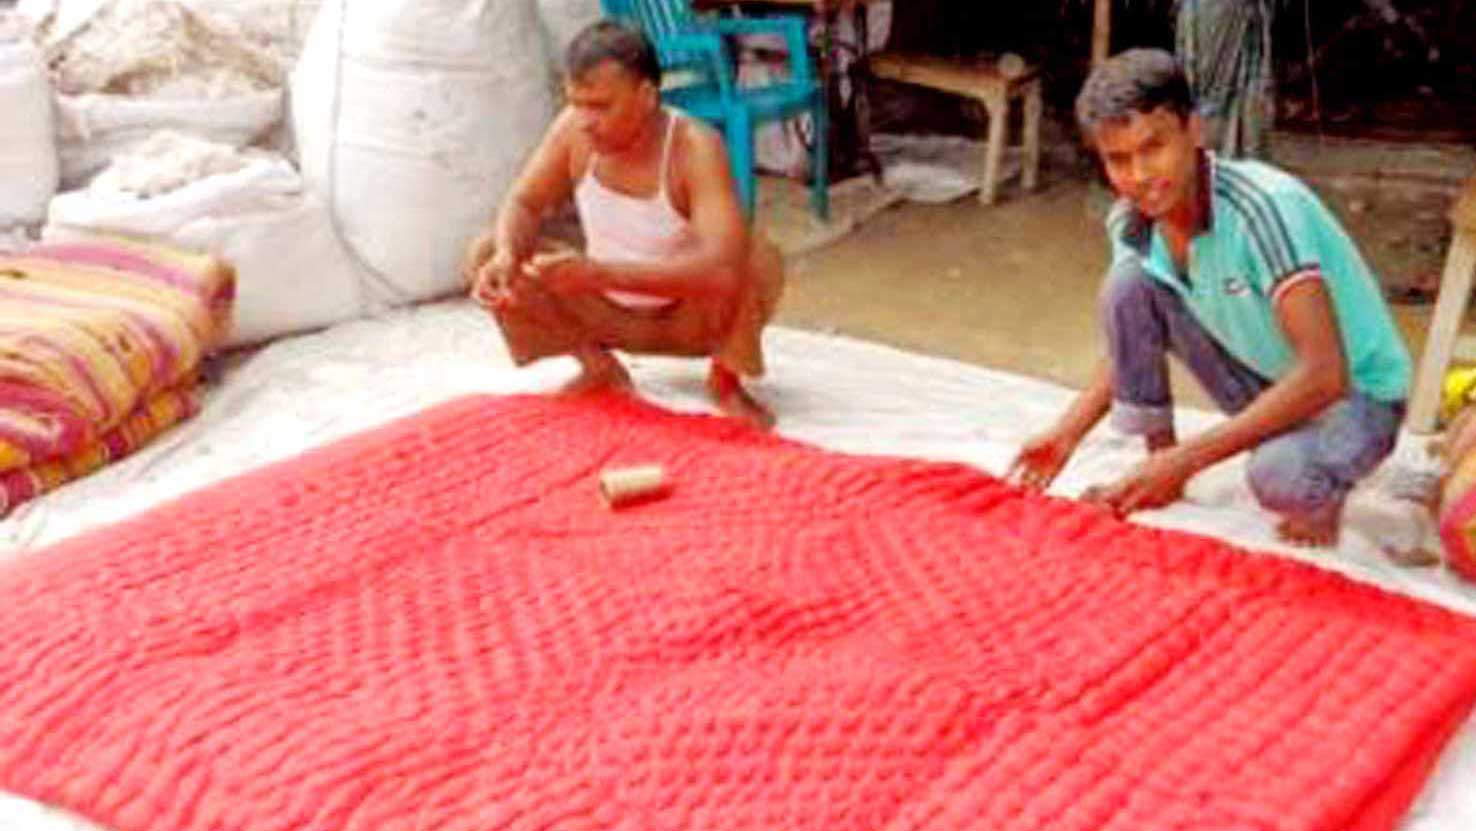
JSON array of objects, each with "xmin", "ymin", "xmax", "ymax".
[
  {"xmin": 1022, "ymin": 79, "xmax": 1042, "ymax": 192},
  {"xmin": 1408, "ymin": 228, "xmax": 1476, "ymax": 433},
  {"xmin": 980, "ymin": 92, "xmax": 1006, "ymax": 206}
]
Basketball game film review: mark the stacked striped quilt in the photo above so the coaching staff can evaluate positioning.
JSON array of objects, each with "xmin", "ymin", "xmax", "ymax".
[{"xmin": 0, "ymin": 238, "xmax": 233, "ymax": 513}]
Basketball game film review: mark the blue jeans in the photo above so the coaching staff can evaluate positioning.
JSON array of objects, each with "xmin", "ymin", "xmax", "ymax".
[{"xmin": 1099, "ymin": 260, "xmax": 1404, "ymax": 515}]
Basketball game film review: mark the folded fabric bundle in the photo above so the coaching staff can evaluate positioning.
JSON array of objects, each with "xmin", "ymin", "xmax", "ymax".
[
  {"xmin": 0, "ymin": 238, "xmax": 231, "ymax": 513},
  {"xmin": 0, "ymin": 382, "xmax": 200, "ymax": 514}
]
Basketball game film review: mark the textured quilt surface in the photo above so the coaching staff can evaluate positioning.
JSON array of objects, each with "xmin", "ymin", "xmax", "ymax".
[{"xmin": 1, "ymin": 394, "xmax": 1474, "ymax": 831}]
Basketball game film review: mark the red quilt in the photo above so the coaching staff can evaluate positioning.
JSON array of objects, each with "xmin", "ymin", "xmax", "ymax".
[{"xmin": 1, "ymin": 394, "xmax": 1474, "ymax": 831}]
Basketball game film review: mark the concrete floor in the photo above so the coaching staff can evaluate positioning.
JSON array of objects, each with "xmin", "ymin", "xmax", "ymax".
[{"xmin": 776, "ymin": 177, "xmax": 1445, "ymax": 411}]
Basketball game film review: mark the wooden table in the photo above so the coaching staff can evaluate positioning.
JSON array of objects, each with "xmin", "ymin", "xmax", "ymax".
[{"xmin": 869, "ymin": 52, "xmax": 1042, "ymax": 205}]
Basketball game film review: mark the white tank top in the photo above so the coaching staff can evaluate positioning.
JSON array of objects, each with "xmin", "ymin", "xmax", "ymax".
[{"xmin": 574, "ymin": 110, "xmax": 699, "ymax": 309}]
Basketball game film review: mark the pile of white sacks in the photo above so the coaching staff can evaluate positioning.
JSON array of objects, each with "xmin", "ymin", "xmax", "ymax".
[{"xmin": 0, "ymin": 0, "xmax": 602, "ymax": 346}]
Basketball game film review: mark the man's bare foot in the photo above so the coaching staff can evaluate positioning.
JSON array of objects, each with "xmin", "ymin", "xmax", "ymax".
[
  {"xmin": 1275, "ymin": 500, "xmax": 1343, "ymax": 548},
  {"xmin": 1080, "ymin": 484, "xmax": 1109, "ymax": 505},
  {"xmin": 708, "ymin": 363, "xmax": 774, "ymax": 430},
  {"xmin": 561, "ymin": 350, "xmax": 633, "ymax": 396},
  {"xmin": 714, "ymin": 384, "xmax": 776, "ymax": 431},
  {"xmin": 1384, "ymin": 545, "xmax": 1442, "ymax": 568}
]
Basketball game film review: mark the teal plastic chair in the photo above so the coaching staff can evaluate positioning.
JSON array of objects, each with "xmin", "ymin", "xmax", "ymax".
[{"xmin": 598, "ymin": 0, "xmax": 828, "ymax": 221}]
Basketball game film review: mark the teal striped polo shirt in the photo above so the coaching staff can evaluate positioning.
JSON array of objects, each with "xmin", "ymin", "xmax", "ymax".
[{"xmin": 1107, "ymin": 155, "xmax": 1411, "ymax": 403}]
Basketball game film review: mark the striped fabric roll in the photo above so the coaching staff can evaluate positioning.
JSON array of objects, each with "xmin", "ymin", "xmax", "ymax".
[
  {"xmin": 0, "ymin": 238, "xmax": 231, "ymax": 487},
  {"xmin": 0, "ymin": 383, "xmax": 201, "ymax": 516}
]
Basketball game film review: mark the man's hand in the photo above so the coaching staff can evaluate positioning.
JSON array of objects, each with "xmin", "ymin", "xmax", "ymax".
[
  {"xmin": 462, "ymin": 229, "xmax": 500, "ymax": 287},
  {"xmin": 463, "ymin": 229, "xmax": 517, "ymax": 309},
  {"xmin": 470, "ymin": 249, "xmax": 518, "ymax": 310},
  {"xmin": 522, "ymin": 252, "xmax": 602, "ymax": 296},
  {"xmin": 1008, "ymin": 428, "xmax": 1078, "ymax": 492},
  {"xmin": 1082, "ymin": 448, "xmax": 1196, "ymax": 516}
]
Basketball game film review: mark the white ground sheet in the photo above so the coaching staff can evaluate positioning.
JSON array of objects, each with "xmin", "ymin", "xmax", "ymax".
[{"xmin": 1, "ymin": 299, "xmax": 1472, "ymax": 831}]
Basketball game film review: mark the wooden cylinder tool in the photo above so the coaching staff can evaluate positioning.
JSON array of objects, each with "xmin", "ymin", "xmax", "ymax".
[{"xmin": 598, "ymin": 465, "xmax": 670, "ymax": 508}]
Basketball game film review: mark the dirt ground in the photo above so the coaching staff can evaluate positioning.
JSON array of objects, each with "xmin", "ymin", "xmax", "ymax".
[{"xmin": 774, "ymin": 131, "xmax": 1473, "ymax": 408}]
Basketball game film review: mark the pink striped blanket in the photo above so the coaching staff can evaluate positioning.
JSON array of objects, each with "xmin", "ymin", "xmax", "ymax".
[{"xmin": 0, "ymin": 238, "xmax": 231, "ymax": 512}]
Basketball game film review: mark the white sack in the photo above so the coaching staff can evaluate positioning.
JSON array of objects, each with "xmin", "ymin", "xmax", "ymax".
[
  {"xmin": 46, "ymin": 134, "xmax": 372, "ymax": 346},
  {"xmin": 0, "ymin": 13, "xmax": 58, "ymax": 228},
  {"xmin": 291, "ymin": 0, "xmax": 555, "ymax": 306}
]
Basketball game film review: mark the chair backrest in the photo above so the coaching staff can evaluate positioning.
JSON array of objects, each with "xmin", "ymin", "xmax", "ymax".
[
  {"xmin": 601, "ymin": 0, "xmax": 697, "ymax": 41},
  {"xmin": 599, "ymin": 0, "xmax": 733, "ymax": 92}
]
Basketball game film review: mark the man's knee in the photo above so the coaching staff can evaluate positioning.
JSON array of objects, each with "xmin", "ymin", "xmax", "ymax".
[
  {"xmin": 1315, "ymin": 396, "xmax": 1402, "ymax": 484},
  {"xmin": 1246, "ymin": 435, "xmax": 1338, "ymax": 514},
  {"xmin": 1097, "ymin": 259, "xmax": 1157, "ymax": 321}
]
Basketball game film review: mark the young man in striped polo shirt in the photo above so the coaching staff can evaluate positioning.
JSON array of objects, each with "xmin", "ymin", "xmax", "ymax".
[{"xmin": 1009, "ymin": 48, "xmax": 1411, "ymax": 547}]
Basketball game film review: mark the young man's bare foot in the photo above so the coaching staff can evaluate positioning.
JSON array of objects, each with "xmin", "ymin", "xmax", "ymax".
[
  {"xmin": 561, "ymin": 349, "xmax": 633, "ymax": 396},
  {"xmin": 1275, "ymin": 499, "xmax": 1343, "ymax": 548},
  {"xmin": 708, "ymin": 363, "xmax": 775, "ymax": 431},
  {"xmin": 1145, "ymin": 429, "xmax": 1177, "ymax": 453}
]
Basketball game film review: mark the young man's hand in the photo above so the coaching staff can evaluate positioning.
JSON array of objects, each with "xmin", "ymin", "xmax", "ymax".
[
  {"xmin": 522, "ymin": 252, "xmax": 602, "ymax": 295},
  {"xmin": 1008, "ymin": 428, "xmax": 1078, "ymax": 492},
  {"xmin": 1083, "ymin": 448, "xmax": 1195, "ymax": 516}
]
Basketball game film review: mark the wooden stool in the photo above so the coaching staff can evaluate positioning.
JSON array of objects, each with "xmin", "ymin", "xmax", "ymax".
[
  {"xmin": 869, "ymin": 52, "xmax": 1043, "ymax": 206},
  {"xmin": 1407, "ymin": 175, "xmax": 1476, "ymax": 433}
]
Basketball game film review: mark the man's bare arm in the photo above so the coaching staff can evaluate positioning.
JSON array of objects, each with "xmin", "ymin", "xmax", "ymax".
[
  {"xmin": 590, "ymin": 121, "xmax": 748, "ymax": 299},
  {"xmin": 1007, "ymin": 360, "xmax": 1112, "ymax": 490},
  {"xmin": 1176, "ymin": 278, "xmax": 1348, "ymax": 472},
  {"xmin": 491, "ymin": 109, "xmax": 581, "ymax": 264},
  {"xmin": 1056, "ymin": 360, "xmax": 1114, "ymax": 445}
]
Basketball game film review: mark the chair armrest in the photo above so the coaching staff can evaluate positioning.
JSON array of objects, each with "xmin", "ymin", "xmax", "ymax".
[{"xmin": 711, "ymin": 15, "xmax": 816, "ymax": 85}]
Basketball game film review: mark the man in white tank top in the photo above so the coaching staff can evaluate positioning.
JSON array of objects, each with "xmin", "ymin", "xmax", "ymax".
[{"xmin": 463, "ymin": 20, "xmax": 783, "ymax": 430}]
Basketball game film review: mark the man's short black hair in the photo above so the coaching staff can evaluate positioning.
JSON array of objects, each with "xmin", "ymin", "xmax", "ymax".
[
  {"xmin": 566, "ymin": 20, "xmax": 662, "ymax": 86},
  {"xmin": 1075, "ymin": 48, "xmax": 1194, "ymax": 136}
]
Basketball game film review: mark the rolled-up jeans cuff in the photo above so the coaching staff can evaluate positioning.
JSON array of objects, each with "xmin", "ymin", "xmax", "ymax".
[{"xmin": 1110, "ymin": 400, "xmax": 1174, "ymax": 436}]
